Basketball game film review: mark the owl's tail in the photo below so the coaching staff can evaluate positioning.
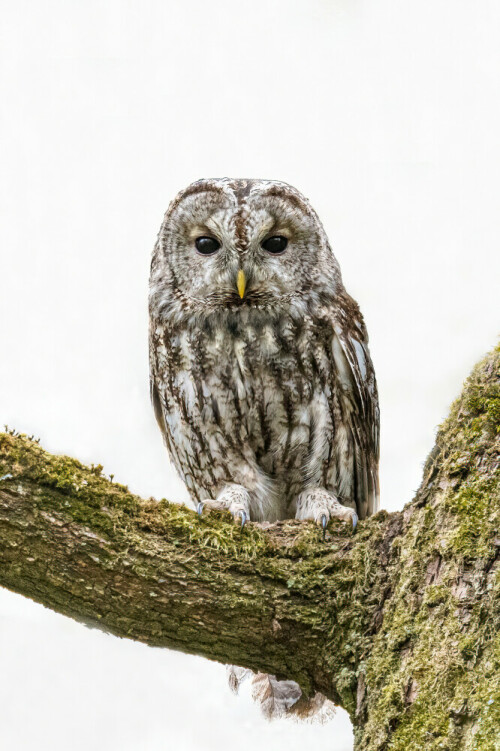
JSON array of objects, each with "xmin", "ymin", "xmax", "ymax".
[{"xmin": 227, "ymin": 666, "xmax": 336, "ymax": 722}]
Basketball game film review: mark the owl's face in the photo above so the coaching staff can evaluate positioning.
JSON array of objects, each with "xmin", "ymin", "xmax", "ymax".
[{"xmin": 150, "ymin": 178, "xmax": 342, "ymax": 321}]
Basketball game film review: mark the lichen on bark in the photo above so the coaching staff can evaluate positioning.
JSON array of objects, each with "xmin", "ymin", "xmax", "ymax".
[{"xmin": 0, "ymin": 344, "xmax": 498, "ymax": 750}]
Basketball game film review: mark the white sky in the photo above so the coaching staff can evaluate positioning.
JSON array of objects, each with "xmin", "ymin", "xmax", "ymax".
[{"xmin": 0, "ymin": 1, "xmax": 499, "ymax": 749}]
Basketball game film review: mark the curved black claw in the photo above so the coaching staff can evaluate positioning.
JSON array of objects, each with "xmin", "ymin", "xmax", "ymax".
[
  {"xmin": 197, "ymin": 502, "xmax": 204, "ymax": 517},
  {"xmin": 321, "ymin": 514, "xmax": 328, "ymax": 540},
  {"xmin": 235, "ymin": 509, "xmax": 247, "ymax": 529},
  {"xmin": 351, "ymin": 511, "xmax": 358, "ymax": 531}
]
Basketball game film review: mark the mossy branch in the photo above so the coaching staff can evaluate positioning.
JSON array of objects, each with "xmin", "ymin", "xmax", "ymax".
[{"xmin": 0, "ymin": 345, "xmax": 499, "ymax": 751}]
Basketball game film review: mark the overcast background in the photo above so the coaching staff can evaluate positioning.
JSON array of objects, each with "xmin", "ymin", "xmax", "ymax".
[{"xmin": 1, "ymin": 1, "xmax": 499, "ymax": 749}]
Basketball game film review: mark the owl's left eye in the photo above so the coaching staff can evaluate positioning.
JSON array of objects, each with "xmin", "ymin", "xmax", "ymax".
[
  {"xmin": 195, "ymin": 236, "xmax": 221, "ymax": 255},
  {"xmin": 261, "ymin": 235, "xmax": 288, "ymax": 254}
]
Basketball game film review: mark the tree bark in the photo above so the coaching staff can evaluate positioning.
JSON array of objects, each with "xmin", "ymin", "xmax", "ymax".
[{"xmin": 0, "ymin": 346, "xmax": 498, "ymax": 750}]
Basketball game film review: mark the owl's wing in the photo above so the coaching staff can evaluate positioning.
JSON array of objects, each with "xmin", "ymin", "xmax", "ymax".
[{"xmin": 330, "ymin": 295, "xmax": 380, "ymax": 519}]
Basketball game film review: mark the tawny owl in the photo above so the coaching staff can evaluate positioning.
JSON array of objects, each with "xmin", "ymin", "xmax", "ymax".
[
  {"xmin": 149, "ymin": 178, "xmax": 379, "ymax": 534},
  {"xmin": 149, "ymin": 177, "xmax": 379, "ymax": 720}
]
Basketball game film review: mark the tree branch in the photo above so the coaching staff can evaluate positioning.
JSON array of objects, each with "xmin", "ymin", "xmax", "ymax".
[{"xmin": 0, "ymin": 344, "xmax": 499, "ymax": 750}]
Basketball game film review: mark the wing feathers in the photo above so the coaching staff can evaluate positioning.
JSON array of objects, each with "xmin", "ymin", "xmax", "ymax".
[{"xmin": 331, "ymin": 300, "xmax": 380, "ymax": 518}]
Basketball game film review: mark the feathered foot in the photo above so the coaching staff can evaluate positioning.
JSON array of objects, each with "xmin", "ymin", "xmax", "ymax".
[
  {"xmin": 197, "ymin": 484, "xmax": 250, "ymax": 528},
  {"xmin": 295, "ymin": 487, "xmax": 358, "ymax": 537}
]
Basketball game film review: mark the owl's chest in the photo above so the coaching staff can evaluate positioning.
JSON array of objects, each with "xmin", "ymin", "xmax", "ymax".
[{"xmin": 161, "ymin": 316, "xmax": 334, "ymax": 471}]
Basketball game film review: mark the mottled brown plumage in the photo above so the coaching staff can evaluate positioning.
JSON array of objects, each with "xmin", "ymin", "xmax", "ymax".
[
  {"xmin": 149, "ymin": 177, "xmax": 379, "ymax": 718},
  {"xmin": 149, "ymin": 177, "xmax": 379, "ymax": 525}
]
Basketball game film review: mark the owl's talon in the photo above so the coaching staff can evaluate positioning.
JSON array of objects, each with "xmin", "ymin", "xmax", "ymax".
[
  {"xmin": 197, "ymin": 502, "xmax": 204, "ymax": 517},
  {"xmin": 320, "ymin": 514, "xmax": 328, "ymax": 540},
  {"xmin": 352, "ymin": 511, "xmax": 358, "ymax": 531},
  {"xmin": 236, "ymin": 509, "xmax": 247, "ymax": 529}
]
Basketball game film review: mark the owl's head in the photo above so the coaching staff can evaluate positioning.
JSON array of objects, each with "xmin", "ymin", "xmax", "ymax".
[{"xmin": 150, "ymin": 178, "xmax": 343, "ymax": 322}]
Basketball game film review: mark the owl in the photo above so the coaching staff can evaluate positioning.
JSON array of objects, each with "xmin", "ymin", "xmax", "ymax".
[
  {"xmin": 149, "ymin": 178, "xmax": 379, "ymax": 535},
  {"xmin": 149, "ymin": 177, "xmax": 379, "ymax": 719}
]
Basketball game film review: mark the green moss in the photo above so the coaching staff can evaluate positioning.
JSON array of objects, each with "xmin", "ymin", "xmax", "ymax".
[
  {"xmin": 463, "ymin": 380, "xmax": 500, "ymax": 434},
  {"xmin": 470, "ymin": 634, "xmax": 500, "ymax": 751},
  {"xmin": 444, "ymin": 479, "xmax": 498, "ymax": 560},
  {"xmin": 355, "ymin": 344, "xmax": 500, "ymax": 751},
  {"xmin": 0, "ymin": 431, "xmax": 270, "ymax": 560},
  {"xmin": 139, "ymin": 498, "xmax": 271, "ymax": 559},
  {"xmin": 422, "ymin": 584, "xmax": 449, "ymax": 607}
]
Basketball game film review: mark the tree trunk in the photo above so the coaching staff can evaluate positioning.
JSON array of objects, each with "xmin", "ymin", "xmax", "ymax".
[{"xmin": 0, "ymin": 346, "xmax": 498, "ymax": 750}]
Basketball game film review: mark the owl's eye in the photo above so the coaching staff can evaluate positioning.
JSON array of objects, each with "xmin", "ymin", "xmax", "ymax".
[
  {"xmin": 261, "ymin": 235, "xmax": 288, "ymax": 254},
  {"xmin": 195, "ymin": 236, "xmax": 221, "ymax": 255}
]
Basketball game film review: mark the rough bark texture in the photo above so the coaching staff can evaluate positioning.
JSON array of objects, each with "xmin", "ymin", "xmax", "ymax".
[{"xmin": 0, "ymin": 346, "xmax": 498, "ymax": 750}]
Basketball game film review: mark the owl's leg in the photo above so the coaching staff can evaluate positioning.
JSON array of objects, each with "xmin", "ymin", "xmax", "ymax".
[
  {"xmin": 295, "ymin": 488, "xmax": 358, "ymax": 536},
  {"xmin": 197, "ymin": 484, "xmax": 251, "ymax": 528}
]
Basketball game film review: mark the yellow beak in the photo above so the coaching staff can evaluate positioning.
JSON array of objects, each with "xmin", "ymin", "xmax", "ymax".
[{"xmin": 237, "ymin": 269, "xmax": 246, "ymax": 299}]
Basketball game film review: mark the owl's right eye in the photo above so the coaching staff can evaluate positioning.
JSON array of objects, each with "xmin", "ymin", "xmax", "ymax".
[{"xmin": 195, "ymin": 236, "xmax": 221, "ymax": 255}]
